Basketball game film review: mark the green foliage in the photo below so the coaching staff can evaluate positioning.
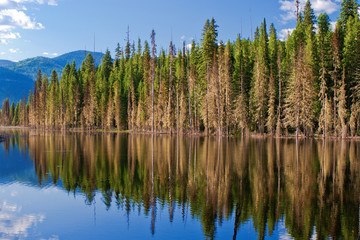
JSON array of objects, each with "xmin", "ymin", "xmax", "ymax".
[{"xmin": 2, "ymin": 11, "xmax": 360, "ymax": 137}]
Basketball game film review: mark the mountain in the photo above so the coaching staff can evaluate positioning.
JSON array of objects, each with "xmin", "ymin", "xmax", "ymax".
[
  {"xmin": 8, "ymin": 56, "xmax": 63, "ymax": 81},
  {"xmin": 0, "ymin": 66, "xmax": 34, "ymax": 104},
  {"xmin": 5, "ymin": 50, "xmax": 104, "ymax": 81},
  {"xmin": 0, "ymin": 50, "xmax": 104, "ymax": 104},
  {"xmin": 53, "ymin": 50, "xmax": 104, "ymax": 67},
  {"xmin": 0, "ymin": 60, "xmax": 15, "ymax": 67}
]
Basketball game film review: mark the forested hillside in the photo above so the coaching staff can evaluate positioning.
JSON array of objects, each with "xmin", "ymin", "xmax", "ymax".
[
  {"xmin": 1, "ymin": 0, "xmax": 360, "ymax": 137},
  {"xmin": 6, "ymin": 50, "xmax": 105, "ymax": 80},
  {"xmin": 0, "ymin": 67, "xmax": 34, "ymax": 104}
]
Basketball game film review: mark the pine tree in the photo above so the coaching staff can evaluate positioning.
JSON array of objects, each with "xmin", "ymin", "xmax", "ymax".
[
  {"xmin": 150, "ymin": 30, "xmax": 156, "ymax": 132},
  {"xmin": 338, "ymin": 68, "xmax": 348, "ymax": 137},
  {"xmin": 34, "ymin": 69, "xmax": 43, "ymax": 128},
  {"xmin": 1, "ymin": 98, "xmax": 10, "ymax": 125},
  {"xmin": 331, "ymin": 23, "xmax": 346, "ymax": 137},
  {"xmin": 284, "ymin": 45, "xmax": 316, "ymax": 136},
  {"xmin": 267, "ymin": 69, "xmax": 276, "ymax": 135},
  {"xmin": 252, "ymin": 19, "xmax": 269, "ymax": 134},
  {"xmin": 178, "ymin": 43, "xmax": 188, "ymax": 133},
  {"xmin": 317, "ymin": 13, "xmax": 332, "ymax": 136},
  {"xmin": 166, "ymin": 41, "xmax": 175, "ymax": 133},
  {"xmin": 266, "ymin": 24, "xmax": 278, "ymax": 135},
  {"xmin": 276, "ymin": 43, "xmax": 285, "ymax": 137},
  {"xmin": 47, "ymin": 70, "xmax": 59, "ymax": 128},
  {"xmin": 233, "ymin": 35, "xmax": 251, "ymax": 136},
  {"xmin": 82, "ymin": 53, "xmax": 96, "ymax": 130},
  {"xmin": 201, "ymin": 18, "xmax": 218, "ymax": 134},
  {"xmin": 340, "ymin": 0, "xmax": 359, "ymax": 27},
  {"xmin": 142, "ymin": 41, "xmax": 151, "ymax": 130},
  {"xmin": 189, "ymin": 41, "xmax": 200, "ymax": 132},
  {"xmin": 105, "ymin": 90, "xmax": 114, "ymax": 129},
  {"xmin": 343, "ymin": 15, "xmax": 360, "ymax": 107},
  {"xmin": 222, "ymin": 41, "xmax": 233, "ymax": 134},
  {"xmin": 41, "ymin": 74, "xmax": 48, "ymax": 129}
]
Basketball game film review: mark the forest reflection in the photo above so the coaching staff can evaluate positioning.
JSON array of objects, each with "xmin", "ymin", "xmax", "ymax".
[{"xmin": 2, "ymin": 130, "xmax": 360, "ymax": 240}]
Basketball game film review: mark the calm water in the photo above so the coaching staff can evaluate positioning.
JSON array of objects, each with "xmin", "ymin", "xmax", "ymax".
[{"xmin": 0, "ymin": 129, "xmax": 359, "ymax": 240}]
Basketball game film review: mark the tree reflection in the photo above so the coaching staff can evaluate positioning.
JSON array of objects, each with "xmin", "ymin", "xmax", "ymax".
[{"xmin": 1, "ymin": 129, "xmax": 360, "ymax": 240}]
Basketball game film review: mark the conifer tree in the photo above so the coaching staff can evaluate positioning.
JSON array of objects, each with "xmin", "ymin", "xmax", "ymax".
[
  {"xmin": 284, "ymin": 45, "xmax": 316, "ymax": 136},
  {"xmin": 331, "ymin": 23, "xmax": 346, "ymax": 137},
  {"xmin": 252, "ymin": 19, "xmax": 269, "ymax": 134},
  {"xmin": 340, "ymin": 0, "xmax": 359, "ymax": 27},
  {"xmin": 150, "ymin": 30, "xmax": 156, "ymax": 132},
  {"xmin": 338, "ymin": 68, "xmax": 348, "ymax": 137},
  {"xmin": 166, "ymin": 41, "xmax": 175, "ymax": 133},
  {"xmin": 82, "ymin": 53, "xmax": 96, "ymax": 130},
  {"xmin": 318, "ymin": 13, "xmax": 332, "ymax": 136},
  {"xmin": 267, "ymin": 24, "xmax": 278, "ymax": 135},
  {"xmin": 222, "ymin": 41, "xmax": 233, "ymax": 134},
  {"xmin": 201, "ymin": 18, "xmax": 218, "ymax": 134},
  {"xmin": 233, "ymin": 35, "xmax": 251, "ymax": 136},
  {"xmin": 276, "ymin": 43, "xmax": 285, "ymax": 137},
  {"xmin": 47, "ymin": 70, "xmax": 59, "ymax": 128},
  {"xmin": 1, "ymin": 98, "xmax": 10, "ymax": 125}
]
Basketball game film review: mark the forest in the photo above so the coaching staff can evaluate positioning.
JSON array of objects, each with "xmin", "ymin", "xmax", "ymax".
[
  {"xmin": 1, "ymin": 131, "xmax": 359, "ymax": 239},
  {"xmin": 1, "ymin": 0, "xmax": 360, "ymax": 137}
]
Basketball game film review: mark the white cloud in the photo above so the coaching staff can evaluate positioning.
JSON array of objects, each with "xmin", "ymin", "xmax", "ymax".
[
  {"xmin": 8, "ymin": 0, "xmax": 57, "ymax": 6},
  {"xmin": 0, "ymin": 201, "xmax": 45, "ymax": 239},
  {"xmin": 0, "ymin": 0, "xmax": 21, "ymax": 9},
  {"xmin": 185, "ymin": 43, "xmax": 192, "ymax": 50},
  {"xmin": 42, "ymin": 51, "xmax": 58, "ymax": 56},
  {"xmin": 279, "ymin": 28, "xmax": 295, "ymax": 40},
  {"xmin": 180, "ymin": 35, "xmax": 185, "ymax": 40},
  {"xmin": 330, "ymin": 21, "xmax": 336, "ymax": 31},
  {"xmin": 0, "ymin": 25, "xmax": 13, "ymax": 31},
  {"xmin": 0, "ymin": 31, "xmax": 20, "ymax": 38},
  {"xmin": 47, "ymin": 0, "xmax": 57, "ymax": 6},
  {"xmin": 312, "ymin": 0, "xmax": 338, "ymax": 13},
  {"xmin": 0, "ymin": 0, "xmax": 57, "ymax": 44},
  {"xmin": 9, "ymin": 48, "xmax": 19, "ymax": 53},
  {"xmin": 279, "ymin": 0, "xmax": 340, "ymax": 23},
  {"xmin": 0, "ymin": 9, "xmax": 44, "ymax": 29}
]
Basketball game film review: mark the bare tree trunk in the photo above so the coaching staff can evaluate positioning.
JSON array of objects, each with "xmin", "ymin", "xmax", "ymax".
[
  {"xmin": 187, "ymin": 61, "xmax": 192, "ymax": 134},
  {"xmin": 176, "ymin": 93, "xmax": 179, "ymax": 134},
  {"xmin": 152, "ymin": 67, "xmax": 155, "ymax": 133},
  {"xmin": 206, "ymin": 63, "xmax": 209, "ymax": 135}
]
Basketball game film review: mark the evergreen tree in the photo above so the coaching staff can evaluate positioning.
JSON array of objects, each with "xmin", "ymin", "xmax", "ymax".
[
  {"xmin": 201, "ymin": 18, "xmax": 218, "ymax": 134},
  {"xmin": 340, "ymin": 0, "xmax": 359, "ymax": 27},
  {"xmin": 252, "ymin": 19, "xmax": 269, "ymax": 134},
  {"xmin": 82, "ymin": 53, "xmax": 96, "ymax": 130},
  {"xmin": 317, "ymin": 13, "xmax": 332, "ymax": 136},
  {"xmin": 266, "ymin": 23, "xmax": 278, "ymax": 135}
]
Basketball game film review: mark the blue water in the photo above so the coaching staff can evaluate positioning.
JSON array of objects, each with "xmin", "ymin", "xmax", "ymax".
[{"xmin": 0, "ymin": 131, "xmax": 358, "ymax": 239}]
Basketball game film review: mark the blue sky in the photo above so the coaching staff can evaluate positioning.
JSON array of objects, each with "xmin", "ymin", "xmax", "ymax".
[{"xmin": 0, "ymin": 0, "xmax": 343, "ymax": 61}]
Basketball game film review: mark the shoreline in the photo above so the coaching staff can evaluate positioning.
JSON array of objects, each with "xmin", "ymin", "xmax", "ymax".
[{"xmin": 0, "ymin": 125, "xmax": 360, "ymax": 141}]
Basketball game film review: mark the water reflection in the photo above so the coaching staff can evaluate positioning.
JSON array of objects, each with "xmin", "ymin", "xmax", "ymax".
[
  {"xmin": 0, "ymin": 200, "xmax": 45, "ymax": 239},
  {"xmin": 0, "ymin": 130, "xmax": 360, "ymax": 239}
]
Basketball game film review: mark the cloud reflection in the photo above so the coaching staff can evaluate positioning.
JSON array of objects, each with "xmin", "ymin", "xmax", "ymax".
[{"xmin": 0, "ymin": 201, "xmax": 45, "ymax": 239}]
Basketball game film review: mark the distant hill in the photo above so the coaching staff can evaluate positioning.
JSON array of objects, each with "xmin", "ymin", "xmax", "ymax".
[
  {"xmin": 0, "ymin": 66, "xmax": 34, "ymax": 104},
  {"xmin": 0, "ymin": 50, "xmax": 104, "ymax": 104},
  {"xmin": 53, "ymin": 50, "xmax": 104, "ymax": 68},
  {"xmin": 0, "ymin": 60, "xmax": 15, "ymax": 67},
  {"xmin": 8, "ymin": 56, "xmax": 64, "ymax": 81},
  {"xmin": 5, "ymin": 50, "xmax": 104, "ymax": 81}
]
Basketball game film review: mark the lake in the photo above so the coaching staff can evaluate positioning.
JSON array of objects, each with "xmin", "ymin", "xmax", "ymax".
[{"xmin": 0, "ymin": 129, "xmax": 359, "ymax": 239}]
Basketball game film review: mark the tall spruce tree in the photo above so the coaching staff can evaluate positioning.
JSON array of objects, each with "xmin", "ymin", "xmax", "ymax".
[
  {"xmin": 201, "ymin": 18, "xmax": 218, "ymax": 134},
  {"xmin": 317, "ymin": 13, "xmax": 332, "ymax": 136},
  {"xmin": 252, "ymin": 19, "xmax": 269, "ymax": 134}
]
